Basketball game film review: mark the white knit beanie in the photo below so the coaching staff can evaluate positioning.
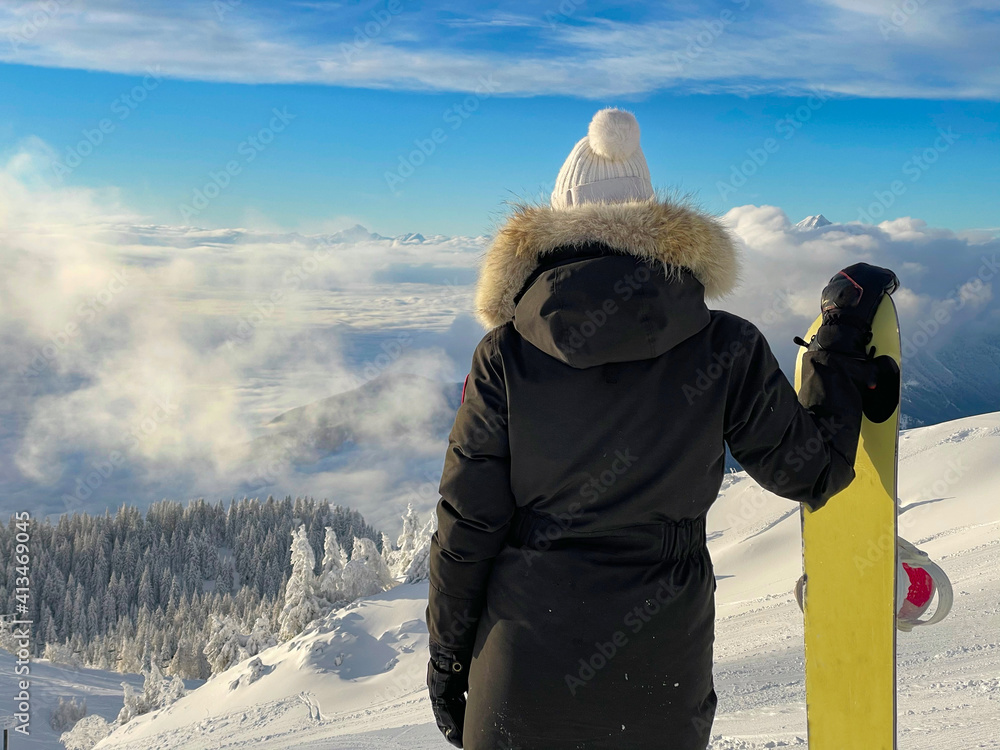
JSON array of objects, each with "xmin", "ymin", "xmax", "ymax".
[{"xmin": 550, "ymin": 108, "xmax": 654, "ymax": 210}]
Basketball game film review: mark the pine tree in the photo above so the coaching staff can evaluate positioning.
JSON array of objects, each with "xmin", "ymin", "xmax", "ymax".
[
  {"xmin": 318, "ymin": 527, "xmax": 348, "ymax": 606},
  {"xmin": 403, "ymin": 516, "xmax": 435, "ymax": 583},
  {"xmin": 387, "ymin": 504, "xmax": 434, "ymax": 581},
  {"xmin": 278, "ymin": 525, "xmax": 322, "ymax": 640},
  {"xmin": 244, "ymin": 616, "xmax": 277, "ymax": 658},
  {"xmin": 203, "ymin": 614, "xmax": 247, "ymax": 674},
  {"xmin": 71, "ymin": 582, "xmax": 87, "ymax": 640},
  {"xmin": 0, "ymin": 496, "xmax": 382, "ymax": 673},
  {"xmin": 342, "ymin": 538, "xmax": 395, "ymax": 600},
  {"xmin": 167, "ymin": 636, "xmax": 195, "ymax": 678},
  {"xmin": 138, "ymin": 567, "xmax": 154, "ymax": 612},
  {"xmin": 381, "ymin": 531, "xmax": 398, "ymax": 574},
  {"xmin": 118, "ymin": 662, "xmax": 185, "ymax": 725},
  {"xmin": 49, "ymin": 696, "xmax": 87, "ymax": 732},
  {"xmin": 0, "ymin": 616, "xmax": 16, "ymax": 651}
]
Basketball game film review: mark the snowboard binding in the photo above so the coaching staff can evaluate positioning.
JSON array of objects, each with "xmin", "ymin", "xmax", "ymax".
[
  {"xmin": 791, "ymin": 338, "xmax": 901, "ymax": 424},
  {"xmin": 895, "ymin": 537, "xmax": 953, "ymax": 632},
  {"xmin": 793, "ymin": 536, "xmax": 953, "ymax": 632},
  {"xmin": 861, "ymin": 350, "xmax": 900, "ymax": 424}
]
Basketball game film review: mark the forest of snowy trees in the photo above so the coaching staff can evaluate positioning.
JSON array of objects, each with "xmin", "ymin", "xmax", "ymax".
[{"xmin": 0, "ymin": 495, "xmax": 432, "ymax": 684}]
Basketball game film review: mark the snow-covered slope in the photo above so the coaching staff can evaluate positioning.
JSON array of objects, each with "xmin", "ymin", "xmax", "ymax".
[
  {"xmin": 0, "ymin": 654, "xmax": 145, "ymax": 748},
  {"xmin": 706, "ymin": 412, "xmax": 1000, "ymax": 749},
  {"xmin": 96, "ymin": 413, "xmax": 1000, "ymax": 750},
  {"xmin": 94, "ymin": 584, "xmax": 437, "ymax": 749}
]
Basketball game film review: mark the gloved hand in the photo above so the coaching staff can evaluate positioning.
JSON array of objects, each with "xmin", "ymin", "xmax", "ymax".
[
  {"xmin": 427, "ymin": 642, "xmax": 470, "ymax": 748},
  {"xmin": 796, "ymin": 263, "xmax": 901, "ymax": 423},
  {"xmin": 814, "ymin": 262, "xmax": 899, "ymax": 355}
]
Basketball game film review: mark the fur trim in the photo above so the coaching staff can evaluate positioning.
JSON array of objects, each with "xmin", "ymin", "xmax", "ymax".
[{"xmin": 474, "ymin": 197, "xmax": 741, "ymax": 329}]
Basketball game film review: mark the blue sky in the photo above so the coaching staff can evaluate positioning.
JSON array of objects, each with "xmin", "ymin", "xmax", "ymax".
[{"xmin": 1, "ymin": 0, "xmax": 998, "ymax": 236}]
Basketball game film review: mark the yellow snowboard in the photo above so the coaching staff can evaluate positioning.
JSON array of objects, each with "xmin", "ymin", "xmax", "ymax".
[{"xmin": 794, "ymin": 296, "xmax": 901, "ymax": 750}]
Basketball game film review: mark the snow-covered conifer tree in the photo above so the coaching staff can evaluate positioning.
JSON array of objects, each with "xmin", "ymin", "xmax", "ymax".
[
  {"xmin": 167, "ymin": 635, "xmax": 205, "ymax": 679},
  {"xmin": 278, "ymin": 525, "xmax": 322, "ymax": 640},
  {"xmin": 0, "ymin": 616, "xmax": 17, "ymax": 651},
  {"xmin": 244, "ymin": 615, "xmax": 277, "ymax": 657},
  {"xmin": 203, "ymin": 614, "xmax": 247, "ymax": 674},
  {"xmin": 381, "ymin": 531, "xmax": 398, "ymax": 572},
  {"xmin": 318, "ymin": 527, "xmax": 348, "ymax": 606},
  {"xmin": 388, "ymin": 505, "xmax": 435, "ymax": 582},
  {"xmin": 342, "ymin": 537, "xmax": 395, "ymax": 600},
  {"xmin": 117, "ymin": 662, "xmax": 185, "ymax": 725},
  {"xmin": 403, "ymin": 516, "xmax": 436, "ymax": 583},
  {"xmin": 49, "ymin": 696, "xmax": 87, "ymax": 732}
]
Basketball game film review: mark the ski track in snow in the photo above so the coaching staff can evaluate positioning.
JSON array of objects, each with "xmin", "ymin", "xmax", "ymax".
[{"xmin": 80, "ymin": 412, "xmax": 1000, "ymax": 749}]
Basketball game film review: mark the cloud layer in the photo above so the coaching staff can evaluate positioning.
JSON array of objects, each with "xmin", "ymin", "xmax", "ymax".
[
  {"xmin": 0, "ymin": 140, "xmax": 483, "ymax": 526},
  {"xmin": 2, "ymin": 140, "xmax": 997, "ymax": 527}
]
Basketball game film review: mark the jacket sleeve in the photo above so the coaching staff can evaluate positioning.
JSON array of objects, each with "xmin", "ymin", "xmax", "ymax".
[
  {"xmin": 426, "ymin": 329, "xmax": 516, "ymax": 655},
  {"xmin": 723, "ymin": 320, "xmax": 865, "ymax": 511}
]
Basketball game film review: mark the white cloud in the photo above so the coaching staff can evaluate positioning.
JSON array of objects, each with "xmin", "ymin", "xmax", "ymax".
[
  {"xmin": 720, "ymin": 205, "xmax": 1000, "ymax": 371},
  {"xmin": 2, "ymin": 139, "xmax": 997, "ymax": 522},
  {"xmin": 0, "ymin": 141, "xmax": 479, "ymax": 518},
  {"xmin": 0, "ymin": 0, "xmax": 997, "ymax": 98}
]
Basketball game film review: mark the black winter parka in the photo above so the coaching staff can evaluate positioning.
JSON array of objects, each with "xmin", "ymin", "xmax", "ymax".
[{"xmin": 427, "ymin": 199, "xmax": 865, "ymax": 749}]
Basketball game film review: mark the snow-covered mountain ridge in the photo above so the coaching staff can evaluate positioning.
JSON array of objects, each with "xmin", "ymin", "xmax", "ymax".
[
  {"xmin": 93, "ymin": 412, "xmax": 1000, "ymax": 749},
  {"xmin": 99, "ymin": 222, "xmax": 486, "ymax": 249},
  {"xmin": 794, "ymin": 213, "xmax": 832, "ymax": 230}
]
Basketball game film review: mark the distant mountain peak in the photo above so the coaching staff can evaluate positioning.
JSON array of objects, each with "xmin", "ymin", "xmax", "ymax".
[
  {"xmin": 328, "ymin": 224, "xmax": 388, "ymax": 243},
  {"xmin": 392, "ymin": 232, "xmax": 426, "ymax": 246},
  {"xmin": 795, "ymin": 214, "xmax": 832, "ymax": 230}
]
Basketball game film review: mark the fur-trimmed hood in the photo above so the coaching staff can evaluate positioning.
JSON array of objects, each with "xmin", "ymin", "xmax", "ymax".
[{"xmin": 474, "ymin": 198, "xmax": 740, "ymax": 329}]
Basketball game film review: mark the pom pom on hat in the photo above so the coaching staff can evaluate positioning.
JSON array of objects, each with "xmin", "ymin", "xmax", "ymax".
[
  {"xmin": 587, "ymin": 108, "xmax": 642, "ymax": 161},
  {"xmin": 551, "ymin": 108, "xmax": 654, "ymax": 210}
]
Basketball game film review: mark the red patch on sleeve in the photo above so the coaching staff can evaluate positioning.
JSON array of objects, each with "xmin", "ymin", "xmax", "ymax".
[{"xmin": 461, "ymin": 374, "xmax": 469, "ymax": 404}]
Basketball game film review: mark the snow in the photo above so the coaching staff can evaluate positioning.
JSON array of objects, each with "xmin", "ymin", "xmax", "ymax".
[
  {"xmin": 93, "ymin": 583, "xmax": 435, "ymax": 749},
  {"xmin": 793, "ymin": 214, "xmax": 833, "ymax": 230},
  {"xmin": 80, "ymin": 412, "xmax": 1000, "ymax": 748},
  {"xmin": 0, "ymin": 652, "xmax": 145, "ymax": 749},
  {"xmin": 707, "ymin": 412, "xmax": 1000, "ymax": 748},
  {"xmin": 61, "ymin": 714, "xmax": 113, "ymax": 749},
  {"xmin": 278, "ymin": 525, "xmax": 324, "ymax": 641}
]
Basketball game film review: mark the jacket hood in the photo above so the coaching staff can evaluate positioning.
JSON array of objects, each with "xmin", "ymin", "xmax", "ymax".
[
  {"xmin": 512, "ymin": 252, "xmax": 712, "ymax": 368},
  {"xmin": 474, "ymin": 196, "xmax": 740, "ymax": 330}
]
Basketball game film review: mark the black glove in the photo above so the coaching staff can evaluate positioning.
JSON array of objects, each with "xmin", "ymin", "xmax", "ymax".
[
  {"xmin": 427, "ymin": 642, "xmax": 470, "ymax": 748},
  {"xmin": 814, "ymin": 262, "xmax": 899, "ymax": 355},
  {"xmin": 797, "ymin": 263, "xmax": 901, "ymax": 423}
]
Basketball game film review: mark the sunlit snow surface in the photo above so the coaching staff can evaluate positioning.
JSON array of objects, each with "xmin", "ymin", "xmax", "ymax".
[{"xmin": 85, "ymin": 413, "xmax": 1000, "ymax": 749}]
